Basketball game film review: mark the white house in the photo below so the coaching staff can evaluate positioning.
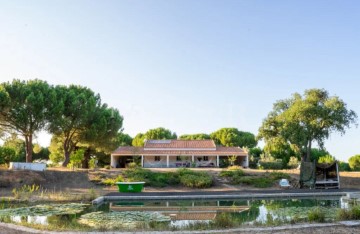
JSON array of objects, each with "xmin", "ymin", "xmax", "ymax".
[{"xmin": 111, "ymin": 139, "xmax": 248, "ymax": 168}]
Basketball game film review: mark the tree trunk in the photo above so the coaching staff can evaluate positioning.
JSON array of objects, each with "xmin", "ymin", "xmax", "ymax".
[
  {"xmin": 24, "ymin": 135, "xmax": 33, "ymax": 163},
  {"xmin": 306, "ymin": 140, "xmax": 312, "ymax": 162},
  {"xmin": 82, "ymin": 147, "xmax": 92, "ymax": 168},
  {"xmin": 62, "ymin": 150, "xmax": 70, "ymax": 167},
  {"xmin": 62, "ymin": 139, "xmax": 72, "ymax": 167}
]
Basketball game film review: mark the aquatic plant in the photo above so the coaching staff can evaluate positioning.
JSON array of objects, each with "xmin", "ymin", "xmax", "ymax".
[
  {"xmin": 78, "ymin": 211, "xmax": 171, "ymax": 229},
  {"xmin": 308, "ymin": 207, "xmax": 326, "ymax": 223},
  {"xmin": 0, "ymin": 203, "xmax": 88, "ymax": 217},
  {"xmin": 336, "ymin": 205, "xmax": 360, "ymax": 220}
]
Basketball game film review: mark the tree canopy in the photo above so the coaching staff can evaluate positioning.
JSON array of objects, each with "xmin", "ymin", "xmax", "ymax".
[
  {"xmin": 210, "ymin": 128, "xmax": 257, "ymax": 148},
  {"xmin": 0, "ymin": 79, "xmax": 57, "ymax": 162},
  {"xmin": 132, "ymin": 127, "xmax": 177, "ymax": 146},
  {"xmin": 47, "ymin": 85, "xmax": 123, "ymax": 167},
  {"xmin": 179, "ymin": 133, "xmax": 210, "ymax": 140},
  {"xmin": 258, "ymin": 88, "xmax": 357, "ymax": 161}
]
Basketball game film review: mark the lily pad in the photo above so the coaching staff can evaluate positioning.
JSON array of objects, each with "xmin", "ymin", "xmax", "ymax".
[
  {"xmin": 0, "ymin": 203, "xmax": 89, "ymax": 217},
  {"xmin": 78, "ymin": 211, "xmax": 171, "ymax": 229}
]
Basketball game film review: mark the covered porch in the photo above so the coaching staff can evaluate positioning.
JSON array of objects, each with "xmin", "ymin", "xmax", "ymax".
[{"xmin": 110, "ymin": 154, "xmax": 248, "ymax": 168}]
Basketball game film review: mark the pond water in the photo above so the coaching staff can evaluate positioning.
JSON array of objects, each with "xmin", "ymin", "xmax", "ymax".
[{"xmin": 0, "ymin": 196, "xmax": 352, "ymax": 231}]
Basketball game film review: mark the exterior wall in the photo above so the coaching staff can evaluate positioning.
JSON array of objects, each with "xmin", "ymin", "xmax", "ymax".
[
  {"xmin": 9, "ymin": 162, "xmax": 46, "ymax": 171},
  {"xmin": 111, "ymin": 155, "xmax": 248, "ymax": 168},
  {"xmin": 144, "ymin": 155, "xmax": 218, "ymax": 168}
]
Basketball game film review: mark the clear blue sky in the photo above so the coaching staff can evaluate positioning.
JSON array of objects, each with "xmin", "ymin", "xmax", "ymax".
[{"xmin": 0, "ymin": 1, "xmax": 359, "ymax": 161}]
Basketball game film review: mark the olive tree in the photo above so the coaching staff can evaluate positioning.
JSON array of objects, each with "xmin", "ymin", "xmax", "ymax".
[{"xmin": 258, "ymin": 89, "xmax": 357, "ymax": 161}]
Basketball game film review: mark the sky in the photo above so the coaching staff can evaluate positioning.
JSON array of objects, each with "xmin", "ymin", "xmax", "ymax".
[{"xmin": 0, "ymin": 0, "xmax": 360, "ymax": 161}]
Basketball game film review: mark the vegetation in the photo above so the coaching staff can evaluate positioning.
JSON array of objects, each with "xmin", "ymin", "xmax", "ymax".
[
  {"xmin": 258, "ymin": 89, "xmax": 357, "ymax": 162},
  {"xmin": 179, "ymin": 133, "xmax": 210, "ymax": 140},
  {"xmin": 220, "ymin": 169, "xmax": 290, "ymax": 188},
  {"xmin": 336, "ymin": 205, "xmax": 360, "ymax": 220},
  {"xmin": 99, "ymin": 168, "xmax": 214, "ymax": 189},
  {"xmin": 258, "ymin": 154, "xmax": 283, "ymax": 170},
  {"xmin": 210, "ymin": 128, "xmax": 257, "ymax": 148},
  {"xmin": 308, "ymin": 207, "xmax": 326, "ymax": 223},
  {"xmin": 0, "ymin": 79, "xmax": 57, "ymax": 162},
  {"xmin": 339, "ymin": 161, "xmax": 351, "ymax": 171},
  {"xmin": 132, "ymin": 127, "xmax": 177, "ymax": 146},
  {"xmin": 287, "ymin": 156, "xmax": 299, "ymax": 169},
  {"xmin": 318, "ymin": 155, "xmax": 336, "ymax": 164},
  {"xmin": 349, "ymin": 155, "xmax": 360, "ymax": 171}
]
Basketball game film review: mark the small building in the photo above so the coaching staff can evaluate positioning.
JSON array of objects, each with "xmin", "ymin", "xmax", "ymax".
[{"xmin": 110, "ymin": 139, "xmax": 248, "ymax": 168}]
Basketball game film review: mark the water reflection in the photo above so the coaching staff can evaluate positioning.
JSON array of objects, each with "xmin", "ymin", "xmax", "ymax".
[{"xmin": 0, "ymin": 196, "xmax": 346, "ymax": 230}]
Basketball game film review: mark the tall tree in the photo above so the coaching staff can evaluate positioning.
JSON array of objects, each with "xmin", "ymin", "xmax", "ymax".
[
  {"xmin": 210, "ymin": 128, "xmax": 257, "ymax": 148},
  {"xmin": 116, "ymin": 132, "xmax": 133, "ymax": 146},
  {"xmin": 258, "ymin": 89, "xmax": 357, "ymax": 161},
  {"xmin": 0, "ymin": 79, "xmax": 55, "ymax": 162},
  {"xmin": 77, "ymin": 105, "xmax": 123, "ymax": 168},
  {"xmin": 132, "ymin": 127, "xmax": 177, "ymax": 146},
  {"xmin": 179, "ymin": 133, "xmax": 210, "ymax": 140},
  {"xmin": 48, "ymin": 85, "xmax": 101, "ymax": 166}
]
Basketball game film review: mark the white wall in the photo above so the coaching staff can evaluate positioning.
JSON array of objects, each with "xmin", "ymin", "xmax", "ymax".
[{"xmin": 9, "ymin": 162, "xmax": 47, "ymax": 171}]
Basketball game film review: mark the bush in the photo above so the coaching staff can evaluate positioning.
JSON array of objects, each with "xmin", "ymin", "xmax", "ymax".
[
  {"xmin": 0, "ymin": 147, "xmax": 17, "ymax": 165},
  {"xmin": 318, "ymin": 155, "xmax": 336, "ymax": 164},
  {"xmin": 227, "ymin": 165, "xmax": 242, "ymax": 170},
  {"xmin": 339, "ymin": 161, "xmax": 351, "ymax": 172},
  {"xmin": 220, "ymin": 169, "xmax": 245, "ymax": 178},
  {"xmin": 258, "ymin": 154, "xmax": 284, "ymax": 169},
  {"xmin": 179, "ymin": 174, "xmax": 213, "ymax": 188},
  {"xmin": 308, "ymin": 207, "xmax": 325, "ymax": 223},
  {"xmin": 258, "ymin": 160, "xmax": 283, "ymax": 170},
  {"xmin": 126, "ymin": 162, "xmax": 139, "ymax": 169},
  {"xmin": 102, "ymin": 178, "xmax": 117, "ymax": 186},
  {"xmin": 349, "ymin": 155, "xmax": 360, "ymax": 171},
  {"xmin": 335, "ymin": 206, "xmax": 360, "ymax": 221},
  {"xmin": 268, "ymin": 171, "xmax": 291, "ymax": 180},
  {"xmin": 287, "ymin": 156, "xmax": 299, "ymax": 169}
]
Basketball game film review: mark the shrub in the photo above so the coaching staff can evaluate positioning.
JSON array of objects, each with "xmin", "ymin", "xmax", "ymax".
[
  {"xmin": 287, "ymin": 156, "xmax": 299, "ymax": 169},
  {"xmin": 180, "ymin": 174, "xmax": 213, "ymax": 188},
  {"xmin": 258, "ymin": 154, "xmax": 284, "ymax": 169},
  {"xmin": 102, "ymin": 178, "xmax": 117, "ymax": 186},
  {"xmin": 318, "ymin": 155, "xmax": 336, "ymax": 164},
  {"xmin": 336, "ymin": 206, "xmax": 360, "ymax": 220},
  {"xmin": 339, "ymin": 161, "xmax": 351, "ymax": 172},
  {"xmin": 349, "ymin": 155, "xmax": 360, "ymax": 171},
  {"xmin": 268, "ymin": 171, "xmax": 291, "ymax": 180},
  {"xmin": 0, "ymin": 147, "xmax": 17, "ymax": 165},
  {"xmin": 213, "ymin": 213, "xmax": 235, "ymax": 228},
  {"xmin": 308, "ymin": 207, "xmax": 325, "ymax": 223},
  {"xmin": 126, "ymin": 162, "xmax": 139, "ymax": 169},
  {"xmin": 220, "ymin": 169, "xmax": 245, "ymax": 178},
  {"xmin": 227, "ymin": 165, "xmax": 242, "ymax": 170},
  {"xmin": 259, "ymin": 160, "xmax": 283, "ymax": 170}
]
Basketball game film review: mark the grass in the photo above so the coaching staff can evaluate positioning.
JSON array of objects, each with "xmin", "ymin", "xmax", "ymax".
[
  {"xmin": 219, "ymin": 169, "xmax": 291, "ymax": 188},
  {"xmin": 336, "ymin": 205, "xmax": 360, "ymax": 220},
  {"xmin": 308, "ymin": 207, "xmax": 326, "ymax": 223}
]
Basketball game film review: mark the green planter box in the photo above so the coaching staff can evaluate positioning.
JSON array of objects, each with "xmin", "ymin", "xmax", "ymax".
[{"xmin": 115, "ymin": 182, "xmax": 145, "ymax": 193}]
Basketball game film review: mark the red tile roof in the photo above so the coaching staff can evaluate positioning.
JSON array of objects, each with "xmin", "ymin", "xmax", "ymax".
[{"xmin": 144, "ymin": 140, "xmax": 216, "ymax": 149}]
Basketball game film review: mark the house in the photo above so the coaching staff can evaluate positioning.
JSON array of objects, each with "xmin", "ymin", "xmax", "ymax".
[{"xmin": 110, "ymin": 139, "xmax": 248, "ymax": 168}]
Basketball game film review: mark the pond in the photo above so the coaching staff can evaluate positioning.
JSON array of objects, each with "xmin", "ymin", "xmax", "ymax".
[{"xmin": 0, "ymin": 196, "xmax": 353, "ymax": 231}]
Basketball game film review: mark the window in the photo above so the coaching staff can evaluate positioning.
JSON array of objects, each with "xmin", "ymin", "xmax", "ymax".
[
  {"xmin": 176, "ymin": 156, "xmax": 181, "ymax": 161},
  {"xmin": 155, "ymin": 156, "xmax": 161, "ymax": 161},
  {"xmin": 203, "ymin": 156, "xmax": 209, "ymax": 161}
]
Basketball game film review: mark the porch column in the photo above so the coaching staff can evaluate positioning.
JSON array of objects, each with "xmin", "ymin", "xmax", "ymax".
[
  {"xmin": 166, "ymin": 155, "xmax": 169, "ymax": 168},
  {"xmin": 192, "ymin": 155, "xmax": 194, "ymax": 164},
  {"xmin": 141, "ymin": 155, "xmax": 144, "ymax": 167},
  {"xmin": 216, "ymin": 155, "xmax": 219, "ymax": 167},
  {"xmin": 110, "ymin": 154, "xmax": 115, "ymax": 168}
]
